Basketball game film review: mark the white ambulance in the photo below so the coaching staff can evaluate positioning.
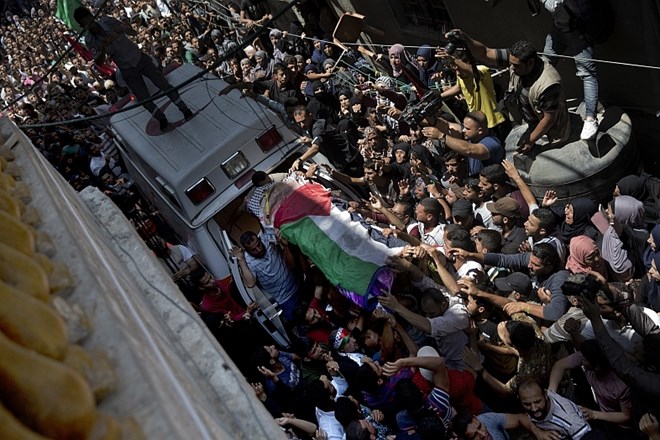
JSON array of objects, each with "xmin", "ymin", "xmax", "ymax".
[{"xmin": 110, "ymin": 63, "xmax": 356, "ymax": 347}]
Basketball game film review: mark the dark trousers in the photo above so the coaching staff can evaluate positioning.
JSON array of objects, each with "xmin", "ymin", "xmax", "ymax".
[{"xmin": 120, "ymin": 53, "xmax": 187, "ymax": 116}]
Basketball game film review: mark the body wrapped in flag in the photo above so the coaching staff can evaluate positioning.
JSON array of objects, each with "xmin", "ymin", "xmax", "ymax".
[{"xmin": 268, "ymin": 180, "xmax": 401, "ymax": 310}]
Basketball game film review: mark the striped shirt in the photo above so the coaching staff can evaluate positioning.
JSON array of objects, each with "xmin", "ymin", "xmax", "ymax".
[
  {"xmin": 530, "ymin": 390, "xmax": 591, "ymax": 439},
  {"xmin": 245, "ymin": 235, "xmax": 300, "ymax": 305}
]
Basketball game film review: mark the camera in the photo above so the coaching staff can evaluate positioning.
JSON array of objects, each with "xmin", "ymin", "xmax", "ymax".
[
  {"xmin": 443, "ymin": 31, "xmax": 481, "ymax": 94},
  {"xmin": 400, "ymin": 91, "xmax": 444, "ymax": 129},
  {"xmin": 444, "ymin": 30, "xmax": 466, "ymax": 56},
  {"xmin": 561, "ymin": 273, "xmax": 602, "ymax": 302}
]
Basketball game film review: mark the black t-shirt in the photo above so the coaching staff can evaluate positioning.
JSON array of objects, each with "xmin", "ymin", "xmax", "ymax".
[
  {"xmin": 240, "ymin": 0, "xmax": 269, "ymax": 20},
  {"xmin": 311, "ymin": 119, "xmax": 360, "ymax": 173},
  {"xmin": 501, "ymin": 225, "xmax": 528, "ymax": 254},
  {"xmin": 253, "ymin": 79, "xmax": 300, "ymax": 106}
]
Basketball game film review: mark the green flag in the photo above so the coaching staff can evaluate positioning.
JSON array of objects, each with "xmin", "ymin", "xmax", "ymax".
[{"xmin": 55, "ymin": 0, "xmax": 83, "ymax": 32}]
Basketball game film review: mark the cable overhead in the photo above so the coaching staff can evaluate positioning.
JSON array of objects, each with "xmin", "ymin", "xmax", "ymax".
[
  {"xmin": 18, "ymin": 0, "xmax": 302, "ymax": 130},
  {"xmin": 17, "ymin": 3, "xmax": 660, "ymax": 129}
]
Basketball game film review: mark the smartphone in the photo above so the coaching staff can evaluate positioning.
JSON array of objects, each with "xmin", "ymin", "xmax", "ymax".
[{"xmin": 590, "ymin": 209, "xmax": 610, "ymax": 235}]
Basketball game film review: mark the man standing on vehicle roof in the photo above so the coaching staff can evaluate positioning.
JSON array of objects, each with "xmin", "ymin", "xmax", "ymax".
[{"xmin": 74, "ymin": 6, "xmax": 193, "ymax": 131}]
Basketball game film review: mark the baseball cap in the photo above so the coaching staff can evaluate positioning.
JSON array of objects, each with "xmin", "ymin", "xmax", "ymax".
[
  {"xmin": 452, "ymin": 199, "xmax": 473, "ymax": 218},
  {"xmin": 417, "ymin": 346, "xmax": 440, "ymax": 381},
  {"xmin": 486, "ymin": 197, "xmax": 520, "ymax": 218},
  {"xmin": 494, "ymin": 272, "xmax": 532, "ymax": 295}
]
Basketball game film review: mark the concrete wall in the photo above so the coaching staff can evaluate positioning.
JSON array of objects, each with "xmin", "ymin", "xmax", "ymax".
[{"xmin": 0, "ymin": 118, "xmax": 285, "ymax": 439}]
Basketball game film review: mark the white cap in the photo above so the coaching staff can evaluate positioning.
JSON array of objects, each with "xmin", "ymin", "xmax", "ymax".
[{"xmin": 417, "ymin": 346, "xmax": 440, "ymax": 381}]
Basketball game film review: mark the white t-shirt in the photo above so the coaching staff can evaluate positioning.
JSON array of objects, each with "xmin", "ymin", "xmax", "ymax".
[
  {"xmin": 475, "ymin": 203, "xmax": 501, "ymax": 232},
  {"xmin": 457, "ymin": 260, "xmax": 484, "ymax": 280},
  {"xmin": 315, "ymin": 408, "xmax": 345, "ymax": 440},
  {"xmin": 581, "ymin": 307, "xmax": 660, "ymax": 353},
  {"xmin": 418, "ymin": 223, "xmax": 445, "ymax": 248}
]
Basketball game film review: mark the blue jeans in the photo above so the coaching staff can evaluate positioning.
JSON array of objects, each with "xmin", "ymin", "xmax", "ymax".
[{"xmin": 544, "ymin": 32, "xmax": 598, "ymax": 118}]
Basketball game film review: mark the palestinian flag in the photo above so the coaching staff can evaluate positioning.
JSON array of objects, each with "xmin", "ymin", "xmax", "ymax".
[
  {"xmin": 273, "ymin": 183, "xmax": 398, "ymax": 310},
  {"xmin": 55, "ymin": 0, "xmax": 83, "ymax": 32}
]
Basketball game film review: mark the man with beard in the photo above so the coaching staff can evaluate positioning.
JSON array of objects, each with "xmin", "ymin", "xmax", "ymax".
[
  {"xmin": 231, "ymin": 231, "xmax": 301, "ymax": 320},
  {"xmin": 422, "ymin": 111, "xmax": 504, "ymax": 177},
  {"xmin": 517, "ymin": 378, "xmax": 591, "ymax": 439},
  {"xmin": 523, "ymin": 207, "xmax": 566, "ymax": 264},
  {"xmin": 478, "ymin": 164, "xmax": 529, "ymax": 220},
  {"xmin": 486, "ymin": 197, "xmax": 527, "ymax": 255},
  {"xmin": 450, "ymin": 243, "xmax": 570, "ymax": 323},
  {"xmin": 456, "ymin": 32, "xmax": 570, "ymax": 154}
]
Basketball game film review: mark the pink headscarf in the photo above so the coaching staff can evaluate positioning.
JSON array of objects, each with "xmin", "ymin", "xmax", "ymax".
[{"xmin": 566, "ymin": 235, "xmax": 607, "ymax": 278}]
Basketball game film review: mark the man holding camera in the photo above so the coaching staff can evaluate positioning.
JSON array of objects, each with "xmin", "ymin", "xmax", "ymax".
[
  {"xmin": 453, "ymin": 31, "xmax": 570, "ymax": 154},
  {"xmin": 422, "ymin": 110, "xmax": 504, "ymax": 177}
]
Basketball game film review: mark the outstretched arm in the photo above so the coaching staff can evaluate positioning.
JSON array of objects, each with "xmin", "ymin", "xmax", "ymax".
[
  {"xmin": 230, "ymin": 246, "xmax": 257, "ymax": 287},
  {"xmin": 502, "ymin": 159, "xmax": 538, "ymax": 211},
  {"xmin": 452, "ymin": 30, "xmax": 500, "ymax": 65},
  {"xmin": 378, "ymin": 290, "xmax": 432, "ymax": 335},
  {"xmin": 382, "ymin": 356, "xmax": 449, "ymax": 390}
]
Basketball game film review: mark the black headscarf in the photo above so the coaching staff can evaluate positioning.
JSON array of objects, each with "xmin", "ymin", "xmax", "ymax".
[
  {"xmin": 617, "ymin": 174, "xmax": 660, "ymax": 229},
  {"xmin": 617, "ymin": 175, "xmax": 648, "ymax": 200},
  {"xmin": 557, "ymin": 197, "xmax": 598, "ymax": 245}
]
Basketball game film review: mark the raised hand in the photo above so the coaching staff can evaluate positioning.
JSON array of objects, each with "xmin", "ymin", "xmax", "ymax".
[
  {"xmin": 542, "ymin": 190, "xmax": 558, "ymax": 207},
  {"xmin": 382, "ymin": 359, "xmax": 405, "ymax": 376},
  {"xmin": 502, "ymin": 159, "xmax": 521, "ymax": 180},
  {"xmin": 398, "ymin": 179, "xmax": 410, "ymax": 196},
  {"xmin": 562, "ymin": 317, "xmax": 582, "ymax": 335}
]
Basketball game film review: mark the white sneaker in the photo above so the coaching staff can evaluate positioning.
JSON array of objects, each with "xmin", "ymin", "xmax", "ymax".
[{"xmin": 580, "ymin": 119, "xmax": 599, "ymax": 140}]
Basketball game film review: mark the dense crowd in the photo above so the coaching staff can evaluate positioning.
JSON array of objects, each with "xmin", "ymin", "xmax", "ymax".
[{"xmin": 3, "ymin": 0, "xmax": 660, "ymax": 439}]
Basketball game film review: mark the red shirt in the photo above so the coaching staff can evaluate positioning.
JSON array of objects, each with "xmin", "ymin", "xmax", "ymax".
[
  {"xmin": 201, "ymin": 279, "xmax": 246, "ymax": 321},
  {"xmin": 306, "ymin": 297, "xmax": 333, "ymax": 343}
]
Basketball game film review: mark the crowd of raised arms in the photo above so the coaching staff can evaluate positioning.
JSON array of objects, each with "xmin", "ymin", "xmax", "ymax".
[{"xmin": 3, "ymin": 0, "xmax": 660, "ymax": 439}]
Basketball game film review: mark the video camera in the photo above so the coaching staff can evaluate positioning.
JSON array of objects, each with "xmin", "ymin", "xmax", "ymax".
[
  {"xmin": 444, "ymin": 30, "xmax": 467, "ymax": 57},
  {"xmin": 400, "ymin": 91, "xmax": 444, "ymax": 129},
  {"xmin": 561, "ymin": 273, "xmax": 602, "ymax": 303}
]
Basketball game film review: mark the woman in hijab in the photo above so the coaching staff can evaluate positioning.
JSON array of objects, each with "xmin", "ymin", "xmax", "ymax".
[
  {"xmin": 337, "ymin": 89, "xmax": 353, "ymax": 120},
  {"xmin": 388, "ymin": 142, "xmax": 412, "ymax": 182},
  {"xmin": 375, "ymin": 43, "xmax": 416, "ymax": 86},
  {"xmin": 410, "ymin": 144, "xmax": 440, "ymax": 181},
  {"xmin": 388, "ymin": 43, "xmax": 407, "ymax": 78},
  {"xmin": 253, "ymin": 50, "xmax": 275, "ymax": 80},
  {"xmin": 415, "ymin": 44, "xmax": 440, "ymax": 87},
  {"xmin": 636, "ymin": 251, "xmax": 660, "ymax": 312},
  {"xmin": 614, "ymin": 174, "xmax": 660, "ymax": 229},
  {"xmin": 556, "ymin": 198, "xmax": 598, "ymax": 245},
  {"xmin": 566, "ymin": 235, "xmax": 609, "ymax": 280},
  {"xmin": 643, "ymin": 224, "xmax": 660, "ymax": 268},
  {"xmin": 310, "ymin": 39, "xmax": 326, "ymax": 69},
  {"xmin": 601, "ymin": 195, "xmax": 649, "ymax": 281}
]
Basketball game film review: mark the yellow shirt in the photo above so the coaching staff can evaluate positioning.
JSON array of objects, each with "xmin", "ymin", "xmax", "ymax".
[{"xmin": 457, "ymin": 65, "xmax": 506, "ymax": 128}]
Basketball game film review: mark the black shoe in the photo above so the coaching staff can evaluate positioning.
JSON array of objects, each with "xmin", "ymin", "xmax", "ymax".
[
  {"xmin": 158, "ymin": 115, "xmax": 169, "ymax": 130},
  {"xmin": 182, "ymin": 109, "xmax": 193, "ymax": 120}
]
